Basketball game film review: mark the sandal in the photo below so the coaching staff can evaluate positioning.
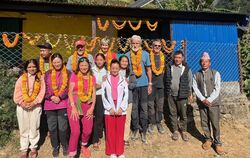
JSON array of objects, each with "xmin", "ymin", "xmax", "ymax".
[
  {"xmin": 29, "ymin": 150, "xmax": 38, "ymax": 158},
  {"xmin": 81, "ymin": 146, "xmax": 91, "ymax": 158},
  {"xmin": 20, "ymin": 151, "xmax": 27, "ymax": 158}
]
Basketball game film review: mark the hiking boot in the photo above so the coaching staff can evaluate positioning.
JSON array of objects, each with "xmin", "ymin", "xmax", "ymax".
[
  {"xmin": 148, "ymin": 124, "xmax": 155, "ymax": 134},
  {"xmin": 141, "ymin": 132, "xmax": 148, "ymax": 144},
  {"xmin": 131, "ymin": 130, "xmax": 139, "ymax": 141},
  {"xmin": 181, "ymin": 131, "xmax": 189, "ymax": 141},
  {"xmin": 157, "ymin": 123, "xmax": 165, "ymax": 134},
  {"xmin": 171, "ymin": 131, "xmax": 179, "ymax": 141},
  {"xmin": 202, "ymin": 141, "xmax": 212, "ymax": 150},
  {"xmin": 215, "ymin": 145, "xmax": 224, "ymax": 155},
  {"xmin": 52, "ymin": 147, "xmax": 59, "ymax": 158}
]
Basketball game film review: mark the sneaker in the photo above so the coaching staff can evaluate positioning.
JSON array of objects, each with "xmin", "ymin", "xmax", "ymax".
[
  {"xmin": 141, "ymin": 132, "xmax": 147, "ymax": 144},
  {"xmin": 124, "ymin": 140, "xmax": 130, "ymax": 147},
  {"xmin": 110, "ymin": 154, "xmax": 117, "ymax": 158},
  {"xmin": 81, "ymin": 146, "xmax": 91, "ymax": 158},
  {"xmin": 181, "ymin": 131, "xmax": 189, "ymax": 141},
  {"xmin": 157, "ymin": 123, "xmax": 165, "ymax": 134},
  {"xmin": 148, "ymin": 124, "xmax": 155, "ymax": 134},
  {"xmin": 171, "ymin": 131, "xmax": 179, "ymax": 141},
  {"xmin": 215, "ymin": 145, "xmax": 224, "ymax": 155},
  {"xmin": 131, "ymin": 130, "xmax": 139, "ymax": 141},
  {"xmin": 62, "ymin": 146, "xmax": 68, "ymax": 156},
  {"xmin": 52, "ymin": 147, "xmax": 59, "ymax": 158},
  {"xmin": 118, "ymin": 154, "xmax": 125, "ymax": 158},
  {"xmin": 202, "ymin": 141, "xmax": 212, "ymax": 150}
]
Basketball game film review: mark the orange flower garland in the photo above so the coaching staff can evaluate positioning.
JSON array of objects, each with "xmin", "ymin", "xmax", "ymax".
[
  {"xmin": 23, "ymin": 33, "xmax": 41, "ymax": 46},
  {"xmin": 143, "ymin": 40, "xmax": 152, "ymax": 52},
  {"xmin": 2, "ymin": 33, "xmax": 19, "ymax": 48},
  {"xmin": 146, "ymin": 21, "xmax": 158, "ymax": 31},
  {"xmin": 131, "ymin": 48, "xmax": 143, "ymax": 77},
  {"xmin": 40, "ymin": 56, "xmax": 52, "ymax": 75},
  {"xmin": 97, "ymin": 17, "xmax": 109, "ymax": 31},
  {"xmin": 161, "ymin": 39, "xmax": 176, "ymax": 54},
  {"xmin": 112, "ymin": 20, "xmax": 127, "ymax": 30},
  {"xmin": 150, "ymin": 51, "xmax": 165, "ymax": 76},
  {"xmin": 118, "ymin": 38, "xmax": 130, "ymax": 52},
  {"xmin": 51, "ymin": 66, "xmax": 68, "ymax": 96},
  {"xmin": 72, "ymin": 51, "xmax": 88, "ymax": 72},
  {"xmin": 22, "ymin": 72, "xmax": 41, "ymax": 103},
  {"xmin": 128, "ymin": 20, "xmax": 142, "ymax": 31},
  {"xmin": 85, "ymin": 37, "xmax": 100, "ymax": 52},
  {"xmin": 77, "ymin": 73, "xmax": 93, "ymax": 102}
]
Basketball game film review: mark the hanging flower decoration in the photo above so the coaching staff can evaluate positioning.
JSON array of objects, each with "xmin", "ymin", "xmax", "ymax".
[
  {"xmin": 45, "ymin": 34, "xmax": 62, "ymax": 48},
  {"xmin": 128, "ymin": 20, "xmax": 142, "ymax": 31},
  {"xmin": 2, "ymin": 33, "xmax": 19, "ymax": 48},
  {"xmin": 23, "ymin": 33, "xmax": 41, "ymax": 46},
  {"xmin": 85, "ymin": 37, "xmax": 100, "ymax": 52},
  {"xmin": 150, "ymin": 50, "xmax": 165, "ymax": 76},
  {"xmin": 118, "ymin": 38, "xmax": 130, "ymax": 52},
  {"xmin": 146, "ymin": 21, "xmax": 158, "ymax": 31},
  {"xmin": 143, "ymin": 40, "xmax": 152, "ymax": 52},
  {"xmin": 161, "ymin": 39, "xmax": 176, "ymax": 54},
  {"xmin": 22, "ymin": 72, "xmax": 41, "ymax": 103},
  {"xmin": 97, "ymin": 17, "xmax": 109, "ymax": 31},
  {"xmin": 64, "ymin": 34, "xmax": 76, "ymax": 51},
  {"xmin": 112, "ymin": 20, "xmax": 127, "ymax": 30}
]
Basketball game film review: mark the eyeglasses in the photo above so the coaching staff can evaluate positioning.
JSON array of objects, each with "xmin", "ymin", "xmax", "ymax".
[{"xmin": 153, "ymin": 45, "xmax": 161, "ymax": 48}]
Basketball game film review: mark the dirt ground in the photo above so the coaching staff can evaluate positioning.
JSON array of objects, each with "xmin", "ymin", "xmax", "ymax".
[{"xmin": 1, "ymin": 117, "xmax": 250, "ymax": 158}]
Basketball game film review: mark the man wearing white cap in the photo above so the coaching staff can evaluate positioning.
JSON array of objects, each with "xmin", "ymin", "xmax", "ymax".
[
  {"xmin": 66, "ymin": 39, "xmax": 94, "ymax": 72},
  {"xmin": 193, "ymin": 52, "xmax": 224, "ymax": 155}
]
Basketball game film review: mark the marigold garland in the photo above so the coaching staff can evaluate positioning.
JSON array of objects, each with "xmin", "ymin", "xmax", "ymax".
[
  {"xmin": 111, "ymin": 20, "xmax": 127, "ymax": 30},
  {"xmin": 72, "ymin": 51, "xmax": 88, "ymax": 72},
  {"xmin": 143, "ymin": 40, "xmax": 152, "ymax": 52},
  {"xmin": 22, "ymin": 72, "xmax": 41, "ymax": 103},
  {"xmin": 150, "ymin": 51, "xmax": 165, "ymax": 76},
  {"xmin": 23, "ymin": 33, "xmax": 41, "ymax": 46},
  {"xmin": 64, "ymin": 34, "xmax": 76, "ymax": 51},
  {"xmin": 128, "ymin": 20, "xmax": 142, "ymax": 31},
  {"xmin": 85, "ymin": 37, "xmax": 100, "ymax": 52},
  {"xmin": 97, "ymin": 17, "xmax": 109, "ymax": 31},
  {"xmin": 2, "ymin": 33, "xmax": 19, "ymax": 48},
  {"xmin": 118, "ymin": 38, "xmax": 130, "ymax": 52},
  {"xmin": 146, "ymin": 21, "xmax": 158, "ymax": 31},
  {"xmin": 51, "ymin": 66, "xmax": 68, "ymax": 96},
  {"xmin": 77, "ymin": 73, "xmax": 93, "ymax": 102},
  {"xmin": 45, "ymin": 34, "xmax": 62, "ymax": 48},
  {"xmin": 40, "ymin": 56, "xmax": 52, "ymax": 75},
  {"xmin": 131, "ymin": 48, "xmax": 143, "ymax": 77},
  {"xmin": 161, "ymin": 39, "xmax": 176, "ymax": 54}
]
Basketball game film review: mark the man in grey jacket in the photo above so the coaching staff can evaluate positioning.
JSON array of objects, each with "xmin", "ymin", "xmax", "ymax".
[{"xmin": 193, "ymin": 52, "xmax": 224, "ymax": 155}]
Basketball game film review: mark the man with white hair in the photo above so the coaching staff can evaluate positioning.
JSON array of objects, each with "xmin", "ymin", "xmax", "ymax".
[
  {"xmin": 193, "ymin": 52, "xmax": 224, "ymax": 155},
  {"xmin": 125, "ymin": 35, "xmax": 152, "ymax": 144}
]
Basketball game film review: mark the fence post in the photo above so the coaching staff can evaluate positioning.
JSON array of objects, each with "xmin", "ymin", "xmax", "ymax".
[
  {"xmin": 183, "ymin": 39, "xmax": 187, "ymax": 62},
  {"xmin": 237, "ymin": 41, "xmax": 244, "ymax": 93}
]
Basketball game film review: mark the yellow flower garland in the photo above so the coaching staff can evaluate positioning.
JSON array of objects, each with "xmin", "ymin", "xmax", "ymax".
[
  {"xmin": 143, "ymin": 40, "xmax": 152, "ymax": 52},
  {"xmin": 40, "ymin": 56, "xmax": 52, "ymax": 75},
  {"xmin": 146, "ymin": 21, "xmax": 158, "ymax": 31},
  {"xmin": 128, "ymin": 20, "xmax": 142, "ymax": 31},
  {"xmin": 118, "ymin": 38, "xmax": 130, "ymax": 52},
  {"xmin": 22, "ymin": 72, "xmax": 41, "ymax": 103},
  {"xmin": 85, "ymin": 37, "xmax": 100, "ymax": 52},
  {"xmin": 112, "ymin": 20, "xmax": 127, "ymax": 30},
  {"xmin": 51, "ymin": 66, "xmax": 68, "ymax": 96},
  {"xmin": 23, "ymin": 33, "xmax": 41, "ymax": 46},
  {"xmin": 2, "ymin": 33, "xmax": 19, "ymax": 48},
  {"xmin": 72, "ymin": 51, "xmax": 88, "ymax": 72},
  {"xmin": 77, "ymin": 73, "xmax": 93, "ymax": 102},
  {"xmin": 44, "ymin": 34, "xmax": 62, "ymax": 48},
  {"xmin": 161, "ymin": 39, "xmax": 176, "ymax": 54},
  {"xmin": 150, "ymin": 51, "xmax": 165, "ymax": 76},
  {"xmin": 131, "ymin": 48, "xmax": 143, "ymax": 77},
  {"xmin": 63, "ymin": 34, "xmax": 76, "ymax": 51},
  {"xmin": 97, "ymin": 17, "xmax": 109, "ymax": 31}
]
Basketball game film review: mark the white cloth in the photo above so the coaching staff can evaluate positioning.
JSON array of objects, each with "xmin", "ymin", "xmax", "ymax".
[
  {"xmin": 92, "ymin": 66, "xmax": 107, "ymax": 95},
  {"xmin": 16, "ymin": 106, "xmax": 42, "ymax": 151}
]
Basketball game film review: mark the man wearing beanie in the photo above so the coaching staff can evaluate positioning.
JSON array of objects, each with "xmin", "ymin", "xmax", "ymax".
[{"xmin": 193, "ymin": 52, "xmax": 224, "ymax": 155}]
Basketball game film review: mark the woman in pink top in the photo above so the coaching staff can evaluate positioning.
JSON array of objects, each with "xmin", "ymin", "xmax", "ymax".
[
  {"xmin": 44, "ymin": 53, "xmax": 71, "ymax": 157},
  {"xmin": 102, "ymin": 59, "xmax": 128, "ymax": 158},
  {"xmin": 13, "ymin": 59, "xmax": 45, "ymax": 158},
  {"xmin": 68, "ymin": 57, "xmax": 96, "ymax": 158}
]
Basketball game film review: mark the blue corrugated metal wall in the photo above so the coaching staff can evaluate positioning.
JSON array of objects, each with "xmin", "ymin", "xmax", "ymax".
[{"xmin": 171, "ymin": 21, "xmax": 239, "ymax": 81}]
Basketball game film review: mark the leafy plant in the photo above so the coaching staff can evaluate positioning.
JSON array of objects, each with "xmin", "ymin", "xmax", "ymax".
[{"xmin": 0, "ymin": 61, "xmax": 20, "ymax": 147}]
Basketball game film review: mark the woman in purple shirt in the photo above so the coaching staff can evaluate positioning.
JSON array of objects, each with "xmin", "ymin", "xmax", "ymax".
[{"xmin": 44, "ymin": 53, "xmax": 71, "ymax": 157}]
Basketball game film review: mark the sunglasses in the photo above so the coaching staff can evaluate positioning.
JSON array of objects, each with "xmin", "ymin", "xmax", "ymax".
[
  {"xmin": 154, "ymin": 45, "xmax": 161, "ymax": 48},
  {"xmin": 77, "ymin": 45, "xmax": 85, "ymax": 49}
]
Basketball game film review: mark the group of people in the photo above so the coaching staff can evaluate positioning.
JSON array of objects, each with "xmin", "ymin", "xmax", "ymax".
[{"xmin": 13, "ymin": 35, "xmax": 224, "ymax": 158}]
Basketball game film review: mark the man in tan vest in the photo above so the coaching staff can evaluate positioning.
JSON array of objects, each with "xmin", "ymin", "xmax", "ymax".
[{"xmin": 193, "ymin": 52, "xmax": 224, "ymax": 155}]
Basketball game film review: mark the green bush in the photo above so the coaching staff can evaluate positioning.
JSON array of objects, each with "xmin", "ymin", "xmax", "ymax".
[
  {"xmin": 0, "ymin": 61, "xmax": 20, "ymax": 147},
  {"xmin": 240, "ymin": 27, "xmax": 250, "ymax": 98}
]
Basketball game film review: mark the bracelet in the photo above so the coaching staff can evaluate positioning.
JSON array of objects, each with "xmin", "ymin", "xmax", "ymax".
[
  {"xmin": 70, "ymin": 102, "xmax": 75, "ymax": 107},
  {"xmin": 148, "ymin": 82, "xmax": 152, "ymax": 85}
]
